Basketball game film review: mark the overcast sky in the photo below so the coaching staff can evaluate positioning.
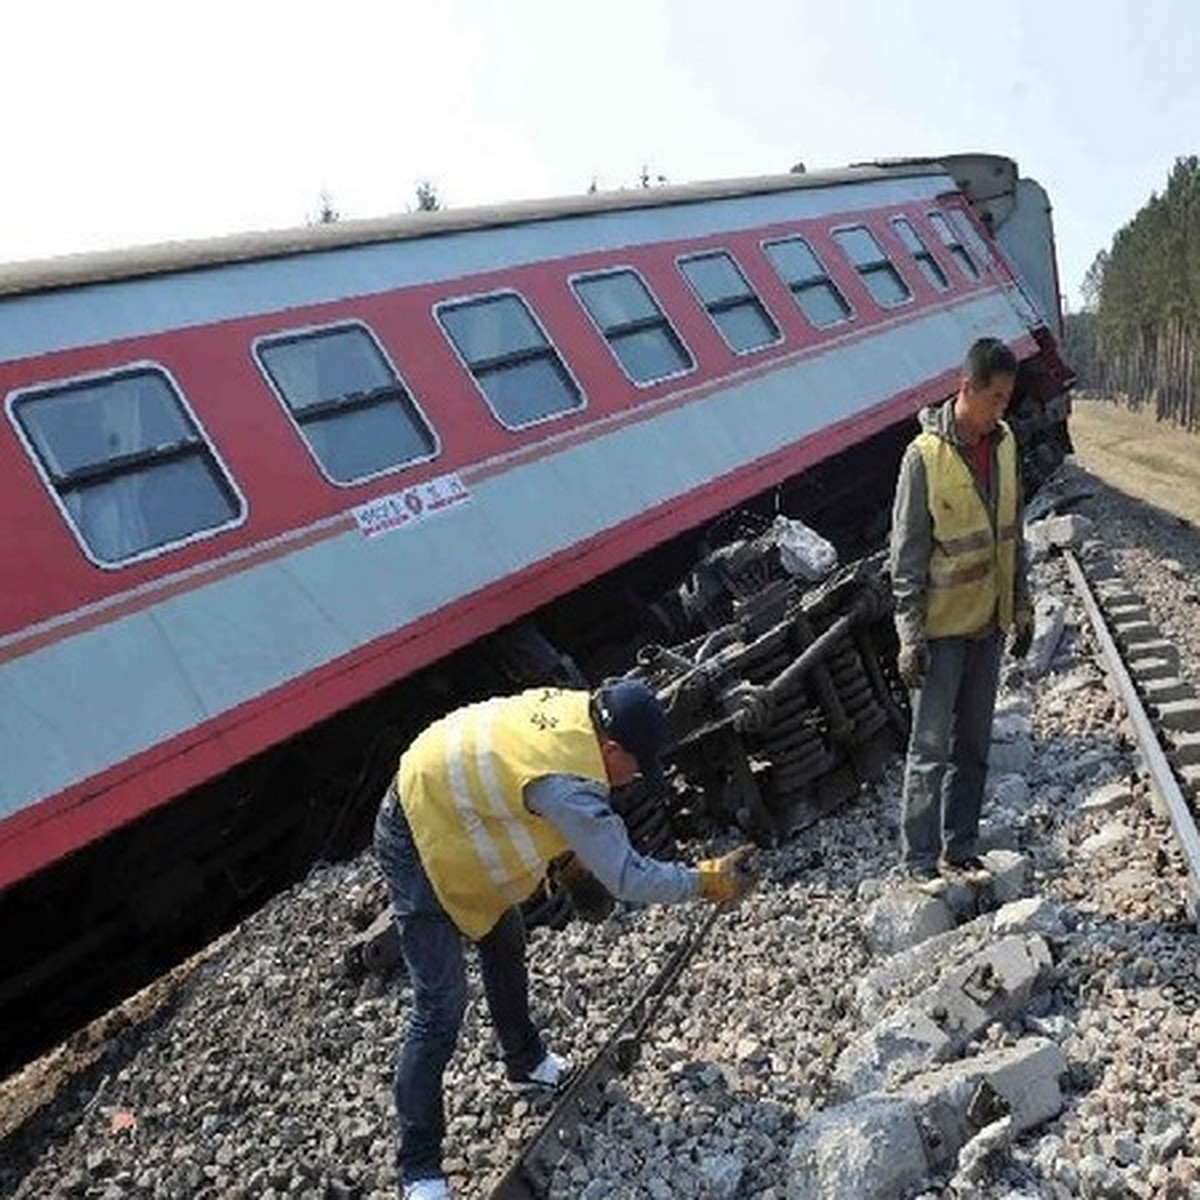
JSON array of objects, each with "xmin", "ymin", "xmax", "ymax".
[{"xmin": 3, "ymin": 0, "xmax": 1197, "ymax": 309}]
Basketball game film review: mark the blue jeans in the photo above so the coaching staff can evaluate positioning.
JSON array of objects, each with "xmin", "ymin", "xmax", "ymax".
[
  {"xmin": 373, "ymin": 789, "xmax": 545, "ymax": 1184},
  {"xmin": 900, "ymin": 630, "xmax": 1003, "ymax": 867}
]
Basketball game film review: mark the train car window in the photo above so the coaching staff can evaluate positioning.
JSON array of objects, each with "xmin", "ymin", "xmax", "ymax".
[
  {"xmin": 10, "ymin": 366, "xmax": 243, "ymax": 567},
  {"xmin": 832, "ymin": 226, "xmax": 912, "ymax": 308},
  {"xmin": 677, "ymin": 251, "xmax": 782, "ymax": 354},
  {"xmin": 928, "ymin": 210, "xmax": 980, "ymax": 280},
  {"xmin": 761, "ymin": 236, "xmax": 852, "ymax": 328},
  {"xmin": 891, "ymin": 217, "xmax": 950, "ymax": 291},
  {"xmin": 436, "ymin": 292, "xmax": 584, "ymax": 429},
  {"xmin": 255, "ymin": 323, "xmax": 437, "ymax": 484},
  {"xmin": 571, "ymin": 268, "xmax": 694, "ymax": 385},
  {"xmin": 947, "ymin": 209, "xmax": 994, "ymax": 270}
]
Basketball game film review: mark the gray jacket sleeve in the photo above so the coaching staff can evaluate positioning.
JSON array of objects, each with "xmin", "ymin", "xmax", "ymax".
[
  {"xmin": 525, "ymin": 775, "xmax": 699, "ymax": 904},
  {"xmin": 888, "ymin": 441, "xmax": 932, "ymax": 646}
]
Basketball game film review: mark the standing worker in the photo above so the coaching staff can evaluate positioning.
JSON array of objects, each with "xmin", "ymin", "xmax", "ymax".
[
  {"xmin": 889, "ymin": 337, "xmax": 1034, "ymax": 884},
  {"xmin": 374, "ymin": 679, "xmax": 756, "ymax": 1200}
]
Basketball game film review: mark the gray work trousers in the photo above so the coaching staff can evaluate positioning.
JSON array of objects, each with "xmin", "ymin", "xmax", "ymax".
[{"xmin": 900, "ymin": 630, "xmax": 1003, "ymax": 867}]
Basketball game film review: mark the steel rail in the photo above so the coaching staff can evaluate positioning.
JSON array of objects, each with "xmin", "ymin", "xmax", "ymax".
[
  {"xmin": 1064, "ymin": 550, "xmax": 1200, "ymax": 920},
  {"xmin": 488, "ymin": 904, "xmax": 724, "ymax": 1200}
]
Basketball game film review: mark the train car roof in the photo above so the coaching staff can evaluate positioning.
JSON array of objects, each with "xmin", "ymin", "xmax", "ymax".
[{"xmin": 0, "ymin": 156, "xmax": 997, "ymax": 299}]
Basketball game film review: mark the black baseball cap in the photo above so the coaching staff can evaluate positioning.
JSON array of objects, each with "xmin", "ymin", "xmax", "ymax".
[{"xmin": 595, "ymin": 679, "xmax": 672, "ymax": 790}]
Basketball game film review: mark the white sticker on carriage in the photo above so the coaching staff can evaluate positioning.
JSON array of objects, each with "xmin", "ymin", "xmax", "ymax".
[{"xmin": 351, "ymin": 472, "xmax": 471, "ymax": 538}]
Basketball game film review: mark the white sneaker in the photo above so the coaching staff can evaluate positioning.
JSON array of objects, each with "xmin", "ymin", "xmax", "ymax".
[
  {"xmin": 508, "ymin": 1049, "xmax": 570, "ymax": 1091},
  {"xmin": 402, "ymin": 1178, "xmax": 451, "ymax": 1200}
]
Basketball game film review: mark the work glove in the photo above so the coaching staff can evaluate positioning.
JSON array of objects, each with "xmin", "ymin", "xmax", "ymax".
[
  {"xmin": 896, "ymin": 639, "xmax": 929, "ymax": 690},
  {"xmin": 696, "ymin": 844, "xmax": 757, "ymax": 904},
  {"xmin": 551, "ymin": 854, "xmax": 615, "ymax": 924},
  {"xmin": 1009, "ymin": 613, "xmax": 1034, "ymax": 661}
]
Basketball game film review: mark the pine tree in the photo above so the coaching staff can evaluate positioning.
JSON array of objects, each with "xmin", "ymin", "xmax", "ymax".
[{"xmin": 1092, "ymin": 156, "xmax": 1200, "ymax": 429}]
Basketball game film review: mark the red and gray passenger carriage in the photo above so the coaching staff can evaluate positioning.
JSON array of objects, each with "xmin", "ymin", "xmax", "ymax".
[{"xmin": 0, "ymin": 153, "xmax": 1072, "ymax": 1067}]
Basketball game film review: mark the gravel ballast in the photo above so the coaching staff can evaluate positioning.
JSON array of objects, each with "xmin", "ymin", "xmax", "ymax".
[{"xmin": 4, "ymin": 462, "xmax": 1200, "ymax": 1200}]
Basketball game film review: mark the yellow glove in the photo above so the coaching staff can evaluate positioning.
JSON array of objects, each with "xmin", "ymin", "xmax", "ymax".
[{"xmin": 696, "ymin": 845, "xmax": 757, "ymax": 904}]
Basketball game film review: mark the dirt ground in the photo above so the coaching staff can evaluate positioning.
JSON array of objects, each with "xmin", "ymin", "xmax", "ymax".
[{"xmin": 1067, "ymin": 395, "xmax": 1200, "ymax": 527}]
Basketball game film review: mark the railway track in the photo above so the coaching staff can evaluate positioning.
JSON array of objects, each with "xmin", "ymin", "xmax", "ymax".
[
  {"xmin": 1064, "ymin": 546, "xmax": 1200, "ymax": 918},
  {"xmin": 489, "ymin": 907, "xmax": 725, "ymax": 1200},
  {"xmin": 6, "ymin": 467, "xmax": 1200, "ymax": 1198}
]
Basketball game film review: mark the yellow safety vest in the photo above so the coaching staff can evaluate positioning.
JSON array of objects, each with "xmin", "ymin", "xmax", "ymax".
[
  {"xmin": 396, "ymin": 688, "xmax": 605, "ymax": 938},
  {"xmin": 916, "ymin": 424, "xmax": 1018, "ymax": 637}
]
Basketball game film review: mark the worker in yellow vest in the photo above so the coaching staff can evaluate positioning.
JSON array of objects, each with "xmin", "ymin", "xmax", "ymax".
[
  {"xmin": 889, "ymin": 337, "xmax": 1034, "ymax": 887},
  {"xmin": 374, "ymin": 679, "xmax": 756, "ymax": 1200}
]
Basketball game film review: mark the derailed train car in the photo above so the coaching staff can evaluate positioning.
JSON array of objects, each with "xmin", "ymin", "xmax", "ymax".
[{"xmin": 0, "ymin": 153, "xmax": 1072, "ymax": 1067}]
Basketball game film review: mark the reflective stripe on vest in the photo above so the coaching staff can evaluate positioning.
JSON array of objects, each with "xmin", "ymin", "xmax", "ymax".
[
  {"xmin": 916, "ymin": 424, "xmax": 1018, "ymax": 637},
  {"xmin": 396, "ymin": 688, "xmax": 605, "ymax": 938}
]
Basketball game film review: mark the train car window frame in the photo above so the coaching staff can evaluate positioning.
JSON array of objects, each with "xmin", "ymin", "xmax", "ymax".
[
  {"xmin": 890, "ymin": 216, "xmax": 951, "ymax": 292},
  {"xmin": 927, "ymin": 209, "xmax": 981, "ymax": 281},
  {"xmin": 676, "ymin": 249, "xmax": 783, "ymax": 356},
  {"xmin": 760, "ymin": 235, "xmax": 854, "ymax": 329},
  {"xmin": 253, "ymin": 319, "xmax": 441, "ymax": 487},
  {"xmin": 434, "ymin": 289, "xmax": 587, "ymax": 431},
  {"xmin": 6, "ymin": 362, "xmax": 247, "ymax": 570},
  {"xmin": 569, "ymin": 266, "xmax": 696, "ymax": 388},
  {"xmin": 947, "ymin": 208, "xmax": 995, "ymax": 272},
  {"xmin": 830, "ymin": 224, "xmax": 913, "ymax": 310}
]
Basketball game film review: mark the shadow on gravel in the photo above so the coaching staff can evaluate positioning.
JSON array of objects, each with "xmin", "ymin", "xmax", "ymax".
[{"xmin": 0, "ymin": 987, "xmax": 190, "ymax": 1197}]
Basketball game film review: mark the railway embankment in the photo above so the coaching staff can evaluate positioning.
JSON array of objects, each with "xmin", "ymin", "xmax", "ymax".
[{"xmin": 4, "ymin": 458, "xmax": 1200, "ymax": 1199}]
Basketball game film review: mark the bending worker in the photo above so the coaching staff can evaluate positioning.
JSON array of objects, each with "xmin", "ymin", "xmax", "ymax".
[
  {"xmin": 889, "ymin": 336, "xmax": 1033, "ymax": 885},
  {"xmin": 374, "ymin": 679, "xmax": 756, "ymax": 1200}
]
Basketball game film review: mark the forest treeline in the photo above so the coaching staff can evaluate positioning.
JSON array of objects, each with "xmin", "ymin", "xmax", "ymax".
[{"xmin": 1064, "ymin": 155, "xmax": 1200, "ymax": 431}]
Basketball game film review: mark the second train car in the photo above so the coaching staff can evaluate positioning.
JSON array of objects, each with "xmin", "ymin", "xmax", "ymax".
[{"xmin": 0, "ymin": 152, "xmax": 1072, "ymax": 1069}]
